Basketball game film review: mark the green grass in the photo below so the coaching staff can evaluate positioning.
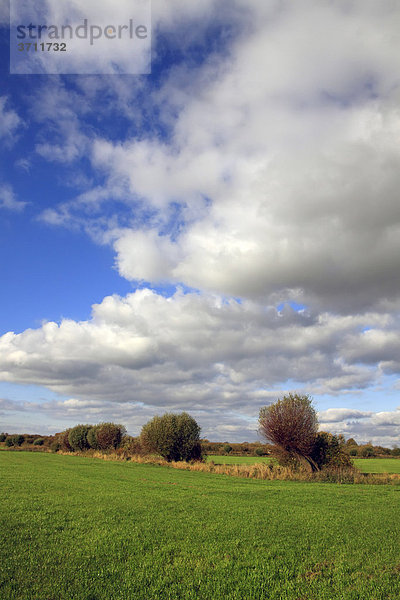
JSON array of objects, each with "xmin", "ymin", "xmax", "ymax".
[
  {"xmin": 353, "ymin": 458, "xmax": 400, "ymax": 474},
  {"xmin": 208, "ymin": 455, "xmax": 400, "ymax": 474},
  {"xmin": 1, "ymin": 452, "xmax": 400, "ymax": 600}
]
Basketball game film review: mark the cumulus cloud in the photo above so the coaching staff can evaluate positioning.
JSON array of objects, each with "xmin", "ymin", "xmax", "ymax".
[
  {"xmin": 319, "ymin": 407, "xmax": 400, "ymax": 447},
  {"xmin": 0, "ymin": 288, "xmax": 397, "ymax": 440},
  {"xmin": 71, "ymin": 1, "xmax": 400, "ymax": 314}
]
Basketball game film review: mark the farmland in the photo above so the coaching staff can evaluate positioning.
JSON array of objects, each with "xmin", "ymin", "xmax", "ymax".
[{"xmin": 1, "ymin": 452, "xmax": 400, "ymax": 600}]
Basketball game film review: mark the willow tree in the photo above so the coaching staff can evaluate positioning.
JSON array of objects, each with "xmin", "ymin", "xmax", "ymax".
[{"xmin": 259, "ymin": 393, "xmax": 319, "ymax": 471}]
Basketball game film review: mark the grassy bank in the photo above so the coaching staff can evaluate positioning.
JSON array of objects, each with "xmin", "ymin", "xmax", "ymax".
[{"xmin": 1, "ymin": 451, "xmax": 400, "ymax": 600}]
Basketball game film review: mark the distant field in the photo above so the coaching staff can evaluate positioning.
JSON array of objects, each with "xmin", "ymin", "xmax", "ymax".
[
  {"xmin": 207, "ymin": 455, "xmax": 400, "ymax": 473},
  {"xmin": 353, "ymin": 458, "xmax": 400, "ymax": 474},
  {"xmin": 1, "ymin": 452, "xmax": 400, "ymax": 600},
  {"xmin": 206, "ymin": 454, "xmax": 272, "ymax": 464}
]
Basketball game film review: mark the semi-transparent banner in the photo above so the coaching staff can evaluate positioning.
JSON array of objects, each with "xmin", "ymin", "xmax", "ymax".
[{"xmin": 10, "ymin": 0, "xmax": 151, "ymax": 74}]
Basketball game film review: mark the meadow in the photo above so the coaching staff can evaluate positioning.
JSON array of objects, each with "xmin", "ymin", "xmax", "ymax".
[
  {"xmin": 207, "ymin": 454, "xmax": 400, "ymax": 473},
  {"xmin": 1, "ymin": 452, "xmax": 400, "ymax": 600}
]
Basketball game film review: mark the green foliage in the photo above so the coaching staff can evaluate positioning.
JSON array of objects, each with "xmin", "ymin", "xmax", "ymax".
[
  {"xmin": 345, "ymin": 437, "xmax": 358, "ymax": 447},
  {"xmin": 349, "ymin": 447, "xmax": 358, "ymax": 456},
  {"xmin": 50, "ymin": 440, "xmax": 61, "ymax": 453},
  {"xmin": 359, "ymin": 445, "xmax": 375, "ymax": 458},
  {"xmin": 255, "ymin": 447, "xmax": 266, "ymax": 456},
  {"xmin": 68, "ymin": 425, "xmax": 92, "ymax": 451},
  {"xmin": 4, "ymin": 436, "xmax": 13, "ymax": 447},
  {"xmin": 0, "ymin": 433, "xmax": 6, "ymax": 442},
  {"xmin": 57, "ymin": 429, "xmax": 73, "ymax": 451},
  {"xmin": 310, "ymin": 432, "xmax": 352, "ymax": 469},
  {"xmin": 392, "ymin": 447, "xmax": 400, "ymax": 457},
  {"xmin": 121, "ymin": 435, "xmax": 144, "ymax": 455},
  {"xmin": 224, "ymin": 444, "xmax": 233, "ymax": 454},
  {"xmin": 12, "ymin": 434, "xmax": 25, "ymax": 447},
  {"xmin": 87, "ymin": 425, "xmax": 100, "ymax": 449},
  {"xmin": 33, "ymin": 437, "xmax": 45, "ymax": 446},
  {"xmin": 141, "ymin": 412, "xmax": 202, "ymax": 462}
]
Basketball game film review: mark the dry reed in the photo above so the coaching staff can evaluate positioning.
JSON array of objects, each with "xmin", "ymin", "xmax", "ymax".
[{"xmin": 53, "ymin": 448, "xmax": 400, "ymax": 485}]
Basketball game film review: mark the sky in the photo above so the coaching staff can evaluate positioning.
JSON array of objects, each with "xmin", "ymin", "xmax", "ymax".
[{"xmin": 1, "ymin": 0, "xmax": 400, "ymax": 445}]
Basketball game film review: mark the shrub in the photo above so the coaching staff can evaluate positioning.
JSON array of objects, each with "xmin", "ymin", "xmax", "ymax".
[
  {"xmin": 33, "ymin": 437, "xmax": 45, "ymax": 446},
  {"xmin": 140, "ymin": 412, "xmax": 202, "ymax": 462},
  {"xmin": 349, "ymin": 447, "xmax": 358, "ymax": 456},
  {"xmin": 58, "ymin": 429, "xmax": 73, "ymax": 451},
  {"xmin": 12, "ymin": 434, "xmax": 24, "ymax": 447},
  {"xmin": 359, "ymin": 445, "xmax": 375, "ymax": 458},
  {"xmin": 0, "ymin": 433, "xmax": 6, "ymax": 442},
  {"xmin": 50, "ymin": 440, "xmax": 61, "ymax": 453},
  {"xmin": 392, "ymin": 447, "xmax": 400, "ymax": 457},
  {"xmin": 310, "ymin": 432, "xmax": 352, "ymax": 469},
  {"xmin": 121, "ymin": 435, "xmax": 144, "ymax": 455},
  {"xmin": 87, "ymin": 425, "xmax": 100, "ymax": 449},
  {"xmin": 255, "ymin": 447, "xmax": 266, "ymax": 456},
  {"xmin": 96, "ymin": 423, "xmax": 126, "ymax": 450},
  {"xmin": 68, "ymin": 425, "xmax": 92, "ymax": 451},
  {"xmin": 224, "ymin": 444, "xmax": 232, "ymax": 454},
  {"xmin": 5, "ymin": 436, "xmax": 13, "ymax": 447}
]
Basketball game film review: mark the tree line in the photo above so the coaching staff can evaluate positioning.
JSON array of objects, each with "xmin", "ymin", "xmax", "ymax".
[{"xmin": 1, "ymin": 395, "xmax": 399, "ymax": 465}]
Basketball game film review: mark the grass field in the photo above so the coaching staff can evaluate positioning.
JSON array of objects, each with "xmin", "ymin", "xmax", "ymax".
[
  {"xmin": 1, "ymin": 452, "xmax": 400, "ymax": 600},
  {"xmin": 206, "ymin": 454, "xmax": 272, "ymax": 465},
  {"xmin": 207, "ymin": 454, "xmax": 400, "ymax": 473}
]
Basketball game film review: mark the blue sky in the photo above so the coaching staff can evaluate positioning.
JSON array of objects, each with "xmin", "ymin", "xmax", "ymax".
[{"xmin": 1, "ymin": 0, "xmax": 400, "ymax": 445}]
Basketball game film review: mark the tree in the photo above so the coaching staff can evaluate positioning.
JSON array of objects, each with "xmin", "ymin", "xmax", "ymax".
[
  {"xmin": 259, "ymin": 393, "xmax": 319, "ymax": 471},
  {"xmin": 68, "ymin": 425, "xmax": 92, "ymax": 451},
  {"xmin": 96, "ymin": 423, "xmax": 126, "ymax": 450},
  {"xmin": 12, "ymin": 434, "xmax": 24, "ymax": 447},
  {"xmin": 140, "ymin": 412, "xmax": 202, "ymax": 462}
]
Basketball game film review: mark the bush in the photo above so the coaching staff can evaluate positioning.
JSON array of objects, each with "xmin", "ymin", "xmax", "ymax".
[
  {"xmin": 96, "ymin": 423, "xmax": 126, "ymax": 450},
  {"xmin": 58, "ymin": 429, "xmax": 73, "ymax": 451},
  {"xmin": 349, "ymin": 447, "xmax": 358, "ymax": 456},
  {"xmin": 12, "ymin": 434, "xmax": 24, "ymax": 447},
  {"xmin": 87, "ymin": 425, "xmax": 100, "ymax": 449},
  {"xmin": 50, "ymin": 440, "xmax": 61, "ymax": 453},
  {"xmin": 310, "ymin": 432, "xmax": 352, "ymax": 469},
  {"xmin": 224, "ymin": 444, "xmax": 232, "ymax": 454},
  {"xmin": 68, "ymin": 425, "xmax": 92, "ymax": 451},
  {"xmin": 0, "ymin": 433, "xmax": 6, "ymax": 442},
  {"xmin": 392, "ymin": 447, "xmax": 400, "ymax": 457},
  {"xmin": 5, "ymin": 436, "xmax": 13, "ymax": 447},
  {"xmin": 255, "ymin": 447, "xmax": 266, "ymax": 456},
  {"xmin": 140, "ymin": 412, "xmax": 202, "ymax": 462},
  {"xmin": 33, "ymin": 437, "xmax": 45, "ymax": 446},
  {"xmin": 359, "ymin": 445, "xmax": 375, "ymax": 458},
  {"xmin": 121, "ymin": 435, "xmax": 144, "ymax": 455}
]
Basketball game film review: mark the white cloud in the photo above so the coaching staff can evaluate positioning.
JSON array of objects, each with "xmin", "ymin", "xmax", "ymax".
[
  {"xmin": 0, "ymin": 184, "xmax": 27, "ymax": 212},
  {"xmin": 319, "ymin": 407, "xmax": 400, "ymax": 446},
  {"xmin": 0, "ymin": 288, "xmax": 398, "ymax": 441},
  {"xmin": 79, "ymin": 1, "xmax": 400, "ymax": 314},
  {"xmin": 318, "ymin": 408, "xmax": 373, "ymax": 423},
  {"xmin": 0, "ymin": 97, "xmax": 22, "ymax": 142}
]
